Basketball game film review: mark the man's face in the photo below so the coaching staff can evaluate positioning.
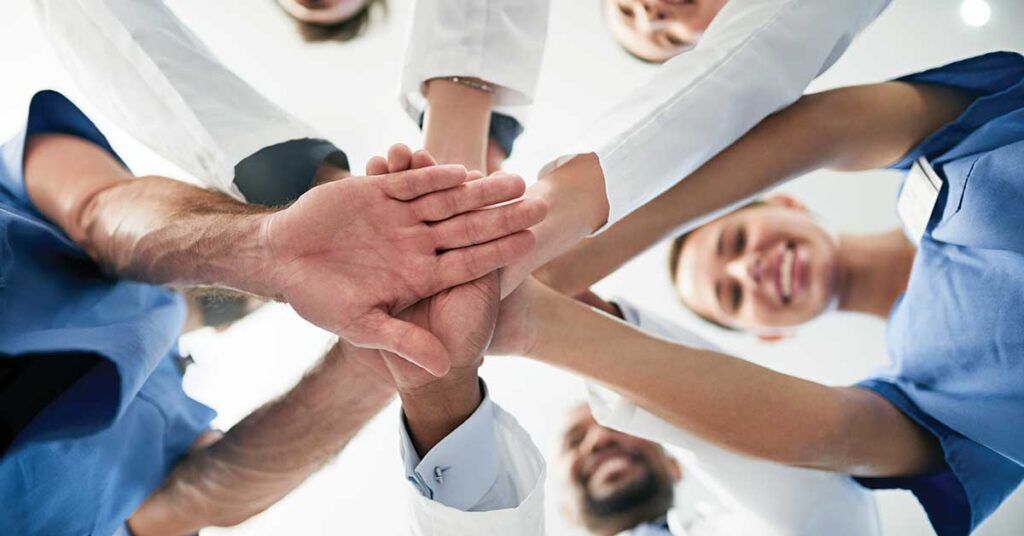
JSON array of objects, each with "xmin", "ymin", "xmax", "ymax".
[
  {"xmin": 603, "ymin": 0, "xmax": 729, "ymax": 63},
  {"xmin": 560, "ymin": 404, "xmax": 679, "ymax": 532},
  {"xmin": 276, "ymin": 0, "xmax": 369, "ymax": 25}
]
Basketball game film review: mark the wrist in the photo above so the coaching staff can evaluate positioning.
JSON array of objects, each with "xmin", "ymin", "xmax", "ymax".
[
  {"xmin": 214, "ymin": 211, "xmax": 282, "ymax": 299},
  {"xmin": 399, "ymin": 371, "xmax": 482, "ymax": 456}
]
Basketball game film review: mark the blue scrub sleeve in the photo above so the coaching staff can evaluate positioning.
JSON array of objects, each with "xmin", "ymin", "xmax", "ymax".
[
  {"xmin": 0, "ymin": 90, "xmax": 187, "ymax": 450},
  {"xmin": 854, "ymin": 380, "xmax": 1024, "ymax": 536},
  {"xmin": 0, "ymin": 90, "xmax": 125, "ymax": 215},
  {"xmin": 888, "ymin": 51, "xmax": 1024, "ymax": 171}
]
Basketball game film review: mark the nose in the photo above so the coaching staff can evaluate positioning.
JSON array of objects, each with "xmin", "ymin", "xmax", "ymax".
[
  {"xmin": 725, "ymin": 253, "xmax": 763, "ymax": 288},
  {"xmin": 580, "ymin": 425, "xmax": 619, "ymax": 456},
  {"xmin": 631, "ymin": 1, "xmax": 668, "ymax": 33}
]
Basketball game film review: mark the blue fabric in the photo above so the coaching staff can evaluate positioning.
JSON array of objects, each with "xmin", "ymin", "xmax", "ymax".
[
  {"xmin": 0, "ymin": 91, "xmax": 215, "ymax": 535},
  {"xmin": 399, "ymin": 380, "xmax": 501, "ymax": 510},
  {"xmin": 854, "ymin": 52, "xmax": 1024, "ymax": 535}
]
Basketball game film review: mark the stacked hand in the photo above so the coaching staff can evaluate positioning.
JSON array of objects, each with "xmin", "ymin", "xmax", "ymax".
[
  {"xmin": 350, "ymin": 145, "xmax": 526, "ymax": 393},
  {"xmin": 262, "ymin": 148, "xmax": 545, "ymax": 376}
]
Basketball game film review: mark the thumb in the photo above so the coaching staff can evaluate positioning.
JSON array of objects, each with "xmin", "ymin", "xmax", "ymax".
[{"xmin": 352, "ymin": 311, "xmax": 451, "ymax": 377}]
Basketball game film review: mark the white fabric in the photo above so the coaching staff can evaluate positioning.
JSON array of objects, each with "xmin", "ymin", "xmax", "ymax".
[
  {"xmin": 405, "ymin": 401, "xmax": 547, "ymax": 536},
  {"xmin": 33, "ymin": 0, "xmax": 319, "ymax": 199},
  {"xmin": 400, "ymin": 0, "xmax": 890, "ymax": 231},
  {"xmin": 399, "ymin": 0, "xmax": 549, "ymax": 128},
  {"xmin": 591, "ymin": 298, "xmax": 882, "ymax": 536}
]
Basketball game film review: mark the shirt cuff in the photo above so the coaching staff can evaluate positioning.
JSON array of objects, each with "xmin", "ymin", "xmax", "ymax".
[
  {"xmin": 233, "ymin": 139, "xmax": 347, "ymax": 207},
  {"xmin": 399, "ymin": 379, "xmax": 500, "ymax": 511}
]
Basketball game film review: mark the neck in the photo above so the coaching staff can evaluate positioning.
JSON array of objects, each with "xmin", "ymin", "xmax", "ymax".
[{"xmin": 835, "ymin": 230, "xmax": 916, "ymax": 318}]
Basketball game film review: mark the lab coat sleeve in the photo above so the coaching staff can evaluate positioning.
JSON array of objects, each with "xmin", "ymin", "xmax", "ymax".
[
  {"xmin": 587, "ymin": 299, "xmax": 882, "ymax": 536},
  {"xmin": 32, "ymin": 0, "xmax": 322, "ymax": 199},
  {"xmin": 402, "ymin": 383, "xmax": 546, "ymax": 535},
  {"xmin": 399, "ymin": 0, "xmax": 549, "ymax": 126},
  {"xmin": 563, "ymin": 0, "xmax": 891, "ymax": 230}
]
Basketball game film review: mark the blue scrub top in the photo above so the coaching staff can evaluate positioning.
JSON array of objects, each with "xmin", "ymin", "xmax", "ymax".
[
  {"xmin": 0, "ymin": 91, "xmax": 215, "ymax": 536},
  {"xmin": 853, "ymin": 52, "xmax": 1024, "ymax": 536}
]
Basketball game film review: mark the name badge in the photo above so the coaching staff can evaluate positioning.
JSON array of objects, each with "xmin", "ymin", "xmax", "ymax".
[{"xmin": 897, "ymin": 157, "xmax": 943, "ymax": 245}]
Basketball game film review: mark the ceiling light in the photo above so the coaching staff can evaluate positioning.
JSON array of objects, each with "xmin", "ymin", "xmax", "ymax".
[{"xmin": 960, "ymin": 0, "xmax": 992, "ymax": 27}]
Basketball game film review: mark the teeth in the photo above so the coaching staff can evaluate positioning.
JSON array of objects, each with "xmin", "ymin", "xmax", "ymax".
[{"xmin": 781, "ymin": 247, "xmax": 794, "ymax": 300}]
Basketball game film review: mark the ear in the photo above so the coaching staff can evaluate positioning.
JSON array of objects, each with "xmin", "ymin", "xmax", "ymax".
[
  {"xmin": 666, "ymin": 456, "xmax": 683, "ymax": 483},
  {"xmin": 765, "ymin": 193, "xmax": 806, "ymax": 211}
]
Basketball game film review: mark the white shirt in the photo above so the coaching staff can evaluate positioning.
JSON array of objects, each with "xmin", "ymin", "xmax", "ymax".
[
  {"xmin": 401, "ymin": 300, "xmax": 881, "ymax": 536},
  {"xmin": 33, "ymin": 0, "xmax": 320, "ymax": 199},
  {"xmin": 401, "ymin": 0, "xmax": 891, "ymax": 230}
]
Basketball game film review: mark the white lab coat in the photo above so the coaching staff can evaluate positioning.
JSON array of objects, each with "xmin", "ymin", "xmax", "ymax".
[
  {"xmin": 405, "ymin": 299, "xmax": 881, "ymax": 536},
  {"xmin": 33, "ymin": 0, "xmax": 319, "ymax": 199},
  {"xmin": 401, "ymin": 0, "xmax": 892, "ymax": 231}
]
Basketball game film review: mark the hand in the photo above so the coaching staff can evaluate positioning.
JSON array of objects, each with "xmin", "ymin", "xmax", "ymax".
[
  {"xmin": 356, "ymin": 145, "xmax": 508, "ymax": 393},
  {"xmin": 262, "ymin": 149, "xmax": 546, "ymax": 375}
]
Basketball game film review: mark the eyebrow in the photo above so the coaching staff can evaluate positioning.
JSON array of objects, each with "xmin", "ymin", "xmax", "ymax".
[{"xmin": 717, "ymin": 228, "xmax": 725, "ymax": 257}]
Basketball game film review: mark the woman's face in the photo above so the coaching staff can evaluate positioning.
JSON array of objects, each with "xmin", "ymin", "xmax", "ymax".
[
  {"xmin": 276, "ymin": 0, "xmax": 369, "ymax": 25},
  {"xmin": 603, "ymin": 0, "xmax": 728, "ymax": 63},
  {"xmin": 674, "ymin": 198, "xmax": 840, "ymax": 331}
]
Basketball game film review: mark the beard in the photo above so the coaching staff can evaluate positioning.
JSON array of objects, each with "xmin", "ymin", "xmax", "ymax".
[{"xmin": 580, "ymin": 457, "xmax": 673, "ymax": 520}]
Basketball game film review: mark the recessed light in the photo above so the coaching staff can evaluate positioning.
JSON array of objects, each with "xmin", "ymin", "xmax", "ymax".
[{"xmin": 960, "ymin": 0, "xmax": 992, "ymax": 27}]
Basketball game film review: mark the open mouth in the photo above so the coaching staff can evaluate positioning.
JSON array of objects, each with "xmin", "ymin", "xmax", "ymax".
[{"xmin": 781, "ymin": 242, "xmax": 795, "ymax": 304}]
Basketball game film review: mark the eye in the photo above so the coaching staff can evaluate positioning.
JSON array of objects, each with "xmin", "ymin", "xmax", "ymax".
[
  {"xmin": 665, "ymin": 33, "xmax": 687, "ymax": 46},
  {"xmin": 735, "ymin": 226, "xmax": 747, "ymax": 254},
  {"xmin": 618, "ymin": 3, "xmax": 634, "ymax": 16},
  {"xmin": 731, "ymin": 282, "xmax": 743, "ymax": 311}
]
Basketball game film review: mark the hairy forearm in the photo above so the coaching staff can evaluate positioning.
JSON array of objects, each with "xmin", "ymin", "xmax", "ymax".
[
  {"xmin": 23, "ymin": 133, "xmax": 279, "ymax": 297},
  {"xmin": 527, "ymin": 284, "xmax": 940, "ymax": 477},
  {"xmin": 129, "ymin": 343, "xmax": 395, "ymax": 535}
]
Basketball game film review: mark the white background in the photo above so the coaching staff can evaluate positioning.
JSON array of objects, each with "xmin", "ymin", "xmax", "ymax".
[{"xmin": 2, "ymin": 0, "xmax": 1023, "ymax": 534}]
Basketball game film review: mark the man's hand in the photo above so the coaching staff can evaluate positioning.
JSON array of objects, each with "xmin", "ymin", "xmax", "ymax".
[{"xmin": 262, "ymin": 157, "xmax": 545, "ymax": 376}]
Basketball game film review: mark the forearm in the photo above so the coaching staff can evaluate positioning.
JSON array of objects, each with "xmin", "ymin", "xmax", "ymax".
[
  {"xmin": 24, "ymin": 133, "xmax": 279, "ymax": 297},
  {"xmin": 527, "ymin": 284, "xmax": 940, "ymax": 476},
  {"xmin": 537, "ymin": 82, "xmax": 973, "ymax": 295},
  {"xmin": 423, "ymin": 79, "xmax": 493, "ymax": 172},
  {"xmin": 400, "ymin": 370, "xmax": 484, "ymax": 457},
  {"xmin": 129, "ymin": 342, "xmax": 395, "ymax": 535}
]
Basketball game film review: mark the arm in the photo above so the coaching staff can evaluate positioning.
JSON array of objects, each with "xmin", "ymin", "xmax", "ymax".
[
  {"xmin": 585, "ymin": 299, "xmax": 880, "ymax": 536},
  {"xmin": 34, "ymin": 0, "xmax": 329, "ymax": 198},
  {"xmin": 23, "ymin": 132, "xmax": 543, "ymax": 372},
  {"xmin": 127, "ymin": 341, "xmax": 395, "ymax": 535},
  {"xmin": 504, "ymin": 0, "xmax": 892, "ymax": 293},
  {"xmin": 538, "ymin": 81, "xmax": 974, "ymax": 294},
  {"xmin": 515, "ymin": 280, "xmax": 943, "ymax": 478}
]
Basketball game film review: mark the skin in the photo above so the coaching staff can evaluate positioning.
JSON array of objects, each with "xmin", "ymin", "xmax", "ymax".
[
  {"xmin": 23, "ymin": 133, "xmax": 544, "ymax": 376},
  {"xmin": 560, "ymin": 403, "xmax": 681, "ymax": 535},
  {"xmin": 674, "ymin": 198, "xmax": 918, "ymax": 333},
  {"xmin": 353, "ymin": 79, "xmax": 510, "ymax": 457},
  {"xmin": 276, "ymin": 0, "xmax": 369, "ymax": 25},
  {"xmin": 483, "ymin": 79, "xmax": 980, "ymax": 493},
  {"xmin": 604, "ymin": 0, "xmax": 729, "ymax": 62}
]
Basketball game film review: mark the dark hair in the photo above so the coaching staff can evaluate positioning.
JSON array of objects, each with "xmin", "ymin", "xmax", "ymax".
[
  {"xmin": 290, "ymin": 0, "xmax": 387, "ymax": 43},
  {"xmin": 667, "ymin": 201, "xmax": 768, "ymax": 331}
]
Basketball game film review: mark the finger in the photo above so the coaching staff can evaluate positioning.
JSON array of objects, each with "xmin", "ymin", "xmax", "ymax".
[
  {"xmin": 410, "ymin": 150, "xmax": 436, "ymax": 169},
  {"xmin": 366, "ymin": 155, "xmax": 388, "ymax": 176},
  {"xmin": 378, "ymin": 165, "xmax": 468, "ymax": 200},
  {"xmin": 435, "ymin": 230, "xmax": 537, "ymax": 290},
  {"xmin": 387, "ymin": 144, "xmax": 414, "ymax": 173},
  {"xmin": 467, "ymin": 170, "xmax": 485, "ymax": 181},
  {"xmin": 432, "ymin": 198, "xmax": 547, "ymax": 250},
  {"xmin": 348, "ymin": 311, "xmax": 451, "ymax": 377},
  {"xmin": 412, "ymin": 173, "xmax": 527, "ymax": 222}
]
